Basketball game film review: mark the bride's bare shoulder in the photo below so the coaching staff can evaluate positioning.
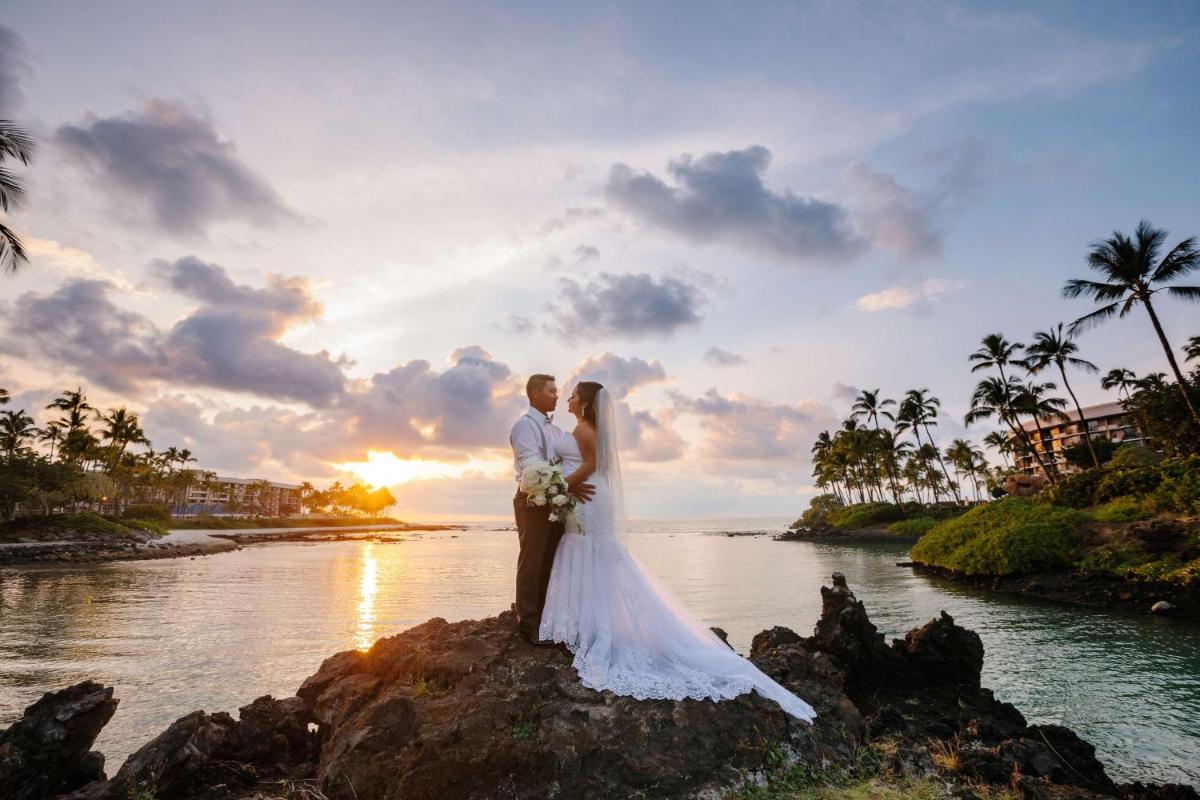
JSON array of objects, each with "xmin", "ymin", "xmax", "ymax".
[{"xmin": 572, "ymin": 421, "xmax": 597, "ymax": 444}]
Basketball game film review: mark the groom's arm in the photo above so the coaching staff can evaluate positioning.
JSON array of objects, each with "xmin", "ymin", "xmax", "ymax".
[{"xmin": 510, "ymin": 417, "xmax": 542, "ymax": 477}]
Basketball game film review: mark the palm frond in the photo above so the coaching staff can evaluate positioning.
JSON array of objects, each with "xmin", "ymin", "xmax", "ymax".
[
  {"xmin": 1165, "ymin": 285, "xmax": 1200, "ymax": 302},
  {"xmin": 1067, "ymin": 301, "xmax": 1120, "ymax": 335},
  {"xmin": 1061, "ymin": 278, "xmax": 1127, "ymax": 301},
  {"xmin": 0, "ymin": 121, "xmax": 36, "ymax": 165},
  {"xmin": 1151, "ymin": 236, "xmax": 1200, "ymax": 283},
  {"xmin": 0, "ymin": 166, "xmax": 27, "ymax": 211},
  {"xmin": 0, "ymin": 222, "xmax": 28, "ymax": 274}
]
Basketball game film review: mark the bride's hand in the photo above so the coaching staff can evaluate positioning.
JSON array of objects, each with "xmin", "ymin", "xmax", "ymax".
[{"xmin": 570, "ymin": 482, "xmax": 595, "ymax": 503}]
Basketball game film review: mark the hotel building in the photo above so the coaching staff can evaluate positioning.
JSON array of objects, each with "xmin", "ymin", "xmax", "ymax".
[
  {"xmin": 1010, "ymin": 401, "xmax": 1148, "ymax": 476},
  {"xmin": 180, "ymin": 475, "xmax": 303, "ymax": 516}
]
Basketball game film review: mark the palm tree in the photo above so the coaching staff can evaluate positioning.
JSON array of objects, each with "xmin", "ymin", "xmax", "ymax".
[
  {"xmin": 898, "ymin": 389, "xmax": 960, "ymax": 503},
  {"xmin": 0, "ymin": 387, "xmax": 9, "ymax": 405},
  {"xmin": 1013, "ymin": 380, "xmax": 1068, "ymax": 480},
  {"xmin": 1100, "ymin": 368, "xmax": 1138, "ymax": 402},
  {"xmin": 0, "ymin": 409, "xmax": 40, "ymax": 454},
  {"xmin": 945, "ymin": 439, "xmax": 976, "ymax": 502},
  {"xmin": 0, "ymin": 120, "xmax": 35, "ymax": 274},
  {"xmin": 1024, "ymin": 323, "xmax": 1100, "ymax": 468},
  {"xmin": 969, "ymin": 334, "xmax": 1025, "ymax": 384},
  {"xmin": 1063, "ymin": 221, "xmax": 1200, "ymax": 427},
  {"xmin": 95, "ymin": 406, "xmax": 148, "ymax": 474},
  {"xmin": 965, "ymin": 376, "xmax": 1055, "ymax": 482},
  {"xmin": 850, "ymin": 389, "xmax": 903, "ymax": 503},
  {"xmin": 38, "ymin": 421, "xmax": 65, "ymax": 460},
  {"xmin": 46, "ymin": 388, "xmax": 93, "ymax": 434},
  {"xmin": 1185, "ymin": 336, "xmax": 1200, "ymax": 363},
  {"xmin": 982, "ymin": 431, "xmax": 1012, "ymax": 469}
]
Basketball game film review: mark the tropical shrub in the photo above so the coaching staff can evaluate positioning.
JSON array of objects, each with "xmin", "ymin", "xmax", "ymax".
[
  {"xmin": 120, "ymin": 503, "xmax": 172, "ymax": 524},
  {"xmin": 910, "ymin": 497, "xmax": 1085, "ymax": 576},
  {"xmin": 830, "ymin": 502, "xmax": 903, "ymax": 529},
  {"xmin": 1042, "ymin": 468, "xmax": 1106, "ymax": 509},
  {"xmin": 1150, "ymin": 470, "xmax": 1200, "ymax": 515},
  {"xmin": 120, "ymin": 518, "xmax": 169, "ymax": 536},
  {"xmin": 792, "ymin": 493, "xmax": 843, "ymax": 529},
  {"xmin": 887, "ymin": 517, "xmax": 939, "ymax": 537},
  {"xmin": 1108, "ymin": 444, "xmax": 1163, "ymax": 470},
  {"xmin": 1063, "ymin": 438, "xmax": 1118, "ymax": 469},
  {"xmin": 1089, "ymin": 497, "xmax": 1151, "ymax": 523}
]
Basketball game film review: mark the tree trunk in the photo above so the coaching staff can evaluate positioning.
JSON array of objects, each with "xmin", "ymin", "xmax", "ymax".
[
  {"xmin": 923, "ymin": 422, "xmax": 961, "ymax": 503},
  {"xmin": 1059, "ymin": 363, "xmax": 1100, "ymax": 468},
  {"xmin": 1142, "ymin": 294, "xmax": 1200, "ymax": 429}
]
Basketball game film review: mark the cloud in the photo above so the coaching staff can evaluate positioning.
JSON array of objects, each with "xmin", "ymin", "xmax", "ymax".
[
  {"xmin": 539, "ymin": 206, "xmax": 606, "ymax": 236},
  {"xmin": 574, "ymin": 244, "xmax": 601, "ymax": 261},
  {"xmin": 702, "ymin": 346, "xmax": 746, "ymax": 367},
  {"xmin": 843, "ymin": 161, "xmax": 941, "ymax": 261},
  {"xmin": 566, "ymin": 353, "xmax": 681, "ymax": 462},
  {"xmin": 498, "ymin": 313, "xmax": 536, "ymax": 335},
  {"xmin": 0, "ymin": 24, "xmax": 30, "ymax": 113},
  {"xmin": 831, "ymin": 382, "xmax": 860, "ymax": 401},
  {"xmin": 605, "ymin": 145, "xmax": 867, "ymax": 265},
  {"xmin": 853, "ymin": 277, "xmax": 964, "ymax": 312},
  {"xmin": 565, "ymin": 353, "xmax": 667, "ymax": 399},
  {"xmin": 23, "ymin": 238, "xmax": 131, "ymax": 286},
  {"xmin": 548, "ymin": 271, "xmax": 706, "ymax": 342},
  {"xmin": 672, "ymin": 387, "xmax": 837, "ymax": 462},
  {"xmin": 55, "ymin": 99, "xmax": 296, "ymax": 235},
  {"xmin": 342, "ymin": 346, "xmax": 524, "ymax": 454},
  {"xmin": 0, "ymin": 259, "xmax": 346, "ymax": 406}
]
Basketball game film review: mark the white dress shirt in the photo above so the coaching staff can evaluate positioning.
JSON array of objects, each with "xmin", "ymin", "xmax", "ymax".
[{"xmin": 510, "ymin": 406, "xmax": 563, "ymax": 482}]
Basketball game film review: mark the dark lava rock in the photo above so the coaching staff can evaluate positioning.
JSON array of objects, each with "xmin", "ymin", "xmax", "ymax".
[{"xmin": 0, "ymin": 681, "xmax": 117, "ymax": 800}]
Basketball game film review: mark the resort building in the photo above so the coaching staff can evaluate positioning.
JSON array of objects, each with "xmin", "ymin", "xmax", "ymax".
[
  {"xmin": 1010, "ymin": 401, "xmax": 1148, "ymax": 477},
  {"xmin": 180, "ymin": 475, "xmax": 303, "ymax": 516}
]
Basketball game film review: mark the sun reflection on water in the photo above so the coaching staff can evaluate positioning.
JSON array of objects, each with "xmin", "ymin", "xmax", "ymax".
[{"xmin": 355, "ymin": 544, "xmax": 378, "ymax": 651}]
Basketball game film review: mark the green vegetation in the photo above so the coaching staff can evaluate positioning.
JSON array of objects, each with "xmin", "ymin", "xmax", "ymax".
[
  {"xmin": 510, "ymin": 720, "xmax": 536, "ymax": 740},
  {"xmin": 1088, "ymin": 497, "xmax": 1151, "ymax": 523},
  {"xmin": 887, "ymin": 517, "xmax": 939, "ymax": 537},
  {"xmin": 0, "ymin": 511, "xmax": 165, "ymax": 541},
  {"xmin": 725, "ymin": 740, "xmax": 1018, "ymax": 800},
  {"xmin": 910, "ymin": 498, "xmax": 1085, "ymax": 576},
  {"xmin": 830, "ymin": 502, "xmax": 904, "ymax": 529},
  {"xmin": 1044, "ymin": 454, "xmax": 1199, "ymax": 514}
]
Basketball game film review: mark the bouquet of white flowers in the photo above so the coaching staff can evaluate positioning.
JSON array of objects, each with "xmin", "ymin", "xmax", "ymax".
[{"xmin": 519, "ymin": 460, "xmax": 580, "ymax": 531}]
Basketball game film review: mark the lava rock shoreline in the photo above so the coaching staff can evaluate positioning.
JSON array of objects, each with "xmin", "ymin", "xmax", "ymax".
[{"xmin": 2, "ymin": 574, "xmax": 1195, "ymax": 800}]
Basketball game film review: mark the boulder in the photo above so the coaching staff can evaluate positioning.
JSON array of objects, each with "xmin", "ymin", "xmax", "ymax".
[{"xmin": 0, "ymin": 681, "xmax": 117, "ymax": 800}]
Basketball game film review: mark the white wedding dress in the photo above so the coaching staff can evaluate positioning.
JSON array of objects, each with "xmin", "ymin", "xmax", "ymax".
[{"xmin": 538, "ymin": 402, "xmax": 816, "ymax": 722}]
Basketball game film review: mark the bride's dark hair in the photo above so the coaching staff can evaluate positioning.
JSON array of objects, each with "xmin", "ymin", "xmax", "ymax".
[{"xmin": 576, "ymin": 381, "xmax": 604, "ymax": 426}]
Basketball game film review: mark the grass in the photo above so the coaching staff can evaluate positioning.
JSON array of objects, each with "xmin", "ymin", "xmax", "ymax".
[
  {"xmin": 1088, "ymin": 497, "xmax": 1153, "ymax": 523},
  {"xmin": 511, "ymin": 720, "xmax": 536, "ymax": 740}
]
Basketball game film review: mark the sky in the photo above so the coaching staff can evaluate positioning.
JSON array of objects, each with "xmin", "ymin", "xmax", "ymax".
[{"xmin": 1, "ymin": 1, "xmax": 1198, "ymax": 520}]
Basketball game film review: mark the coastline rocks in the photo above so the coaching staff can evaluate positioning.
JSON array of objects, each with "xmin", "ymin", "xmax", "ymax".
[
  {"xmin": 5, "ymin": 575, "xmax": 1198, "ymax": 799},
  {"xmin": 1002, "ymin": 474, "xmax": 1048, "ymax": 496},
  {"xmin": 0, "ymin": 681, "xmax": 117, "ymax": 800},
  {"xmin": 1151, "ymin": 601, "xmax": 1175, "ymax": 615}
]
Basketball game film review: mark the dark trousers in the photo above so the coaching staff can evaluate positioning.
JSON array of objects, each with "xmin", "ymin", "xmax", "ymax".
[{"xmin": 514, "ymin": 491, "xmax": 565, "ymax": 636}]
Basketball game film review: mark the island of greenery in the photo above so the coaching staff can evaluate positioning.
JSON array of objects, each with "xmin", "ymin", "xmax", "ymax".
[{"xmin": 788, "ymin": 220, "xmax": 1199, "ymax": 615}]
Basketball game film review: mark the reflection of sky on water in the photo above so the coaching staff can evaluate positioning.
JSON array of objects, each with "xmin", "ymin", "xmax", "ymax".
[{"xmin": 1, "ymin": 518, "xmax": 1198, "ymax": 787}]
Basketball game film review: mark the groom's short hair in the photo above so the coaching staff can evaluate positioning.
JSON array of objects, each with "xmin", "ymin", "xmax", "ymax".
[{"xmin": 526, "ymin": 373, "xmax": 555, "ymax": 400}]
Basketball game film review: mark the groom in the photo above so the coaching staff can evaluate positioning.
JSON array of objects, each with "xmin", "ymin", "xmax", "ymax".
[{"xmin": 510, "ymin": 373, "xmax": 592, "ymax": 646}]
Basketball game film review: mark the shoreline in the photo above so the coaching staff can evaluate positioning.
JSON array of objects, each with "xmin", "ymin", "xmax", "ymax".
[
  {"xmin": 0, "ymin": 523, "xmax": 464, "ymax": 566},
  {"xmin": 775, "ymin": 526, "xmax": 921, "ymax": 544},
  {"xmin": 908, "ymin": 561, "xmax": 1199, "ymax": 620}
]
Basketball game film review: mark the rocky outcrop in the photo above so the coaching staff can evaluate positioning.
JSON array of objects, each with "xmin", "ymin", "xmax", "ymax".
[
  {"xmin": 0, "ymin": 681, "xmax": 117, "ymax": 800},
  {"xmin": 4, "ymin": 575, "xmax": 1196, "ymax": 800}
]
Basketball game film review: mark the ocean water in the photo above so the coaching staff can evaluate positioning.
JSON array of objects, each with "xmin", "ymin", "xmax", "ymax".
[{"xmin": 1, "ymin": 517, "xmax": 1198, "ymax": 786}]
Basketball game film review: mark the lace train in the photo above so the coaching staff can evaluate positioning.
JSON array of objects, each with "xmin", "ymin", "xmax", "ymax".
[{"xmin": 539, "ymin": 531, "xmax": 816, "ymax": 721}]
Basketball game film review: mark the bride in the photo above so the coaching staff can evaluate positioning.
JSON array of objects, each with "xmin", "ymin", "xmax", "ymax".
[{"xmin": 538, "ymin": 381, "xmax": 816, "ymax": 722}]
